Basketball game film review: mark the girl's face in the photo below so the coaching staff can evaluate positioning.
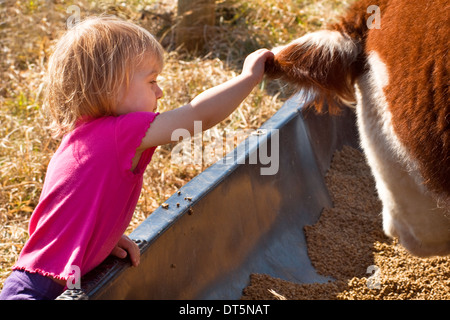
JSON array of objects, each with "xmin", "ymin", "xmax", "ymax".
[{"xmin": 116, "ymin": 57, "xmax": 163, "ymax": 115}]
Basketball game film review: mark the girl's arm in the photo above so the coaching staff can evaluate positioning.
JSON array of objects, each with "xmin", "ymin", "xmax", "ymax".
[{"xmin": 137, "ymin": 49, "xmax": 274, "ymax": 150}]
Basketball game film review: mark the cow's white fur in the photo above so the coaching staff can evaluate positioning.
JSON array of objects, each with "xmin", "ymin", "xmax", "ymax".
[
  {"xmin": 355, "ymin": 51, "xmax": 450, "ymax": 256},
  {"xmin": 294, "ymin": 30, "xmax": 359, "ymax": 57},
  {"xmin": 273, "ymin": 30, "xmax": 359, "ymax": 61}
]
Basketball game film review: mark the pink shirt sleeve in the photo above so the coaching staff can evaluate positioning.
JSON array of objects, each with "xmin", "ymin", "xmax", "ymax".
[{"xmin": 115, "ymin": 111, "xmax": 160, "ymax": 175}]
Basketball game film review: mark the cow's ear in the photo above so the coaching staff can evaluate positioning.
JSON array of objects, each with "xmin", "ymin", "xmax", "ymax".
[{"xmin": 265, "ymin": 30, "xmax": 361, "ymax": 114}]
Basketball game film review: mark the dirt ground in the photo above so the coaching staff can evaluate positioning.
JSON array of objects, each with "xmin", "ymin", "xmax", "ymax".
[{"xmin": 241, "ymin": 146, "xmax": 450, "ymax": 300}]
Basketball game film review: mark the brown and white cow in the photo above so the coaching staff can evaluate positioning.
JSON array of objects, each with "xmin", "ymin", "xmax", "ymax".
[{"xmin": 265, "ymin": 0, "xmax": 449, "ymax": 257}]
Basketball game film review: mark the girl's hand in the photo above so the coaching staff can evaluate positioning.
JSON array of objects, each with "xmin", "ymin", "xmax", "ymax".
[
  {"xmin": 241, "ymin": 49, "xmax": 274, "ymax": 86},
  {"xmin": 111, "ymin": 234, "xmax": 140, "ymax": 267}
]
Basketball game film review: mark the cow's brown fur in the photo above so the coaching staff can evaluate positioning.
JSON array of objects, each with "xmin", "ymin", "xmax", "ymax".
[
  {"xmin": 265, "ymin": 0, "xmax": 449, "ymax": 199},
  {"xmin": 365, "ymin": 0, "xmax": 450, "ymax": 198}
]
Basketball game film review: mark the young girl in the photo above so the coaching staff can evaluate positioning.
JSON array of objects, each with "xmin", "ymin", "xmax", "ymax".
[{"xmin": 0, "ymin": 16, "xmax": 273, "ymax": 300}]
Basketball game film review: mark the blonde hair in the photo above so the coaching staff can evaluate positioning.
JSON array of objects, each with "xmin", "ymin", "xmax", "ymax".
[{"xmin": 44, "ymin": 16, "xmax": 164, "ymax": 137}]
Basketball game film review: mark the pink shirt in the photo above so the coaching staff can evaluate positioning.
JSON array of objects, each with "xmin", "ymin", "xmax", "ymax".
[{"xmin": 13, "ymin": 112, "xmax": 159, "ymax": 281}]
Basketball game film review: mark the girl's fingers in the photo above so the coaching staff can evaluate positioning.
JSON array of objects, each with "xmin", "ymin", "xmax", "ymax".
[
  {"xmin": 111, "ymin": 235, "xmax": 140, "ymax": 266},
  {"xmin": 111, "ymin": 245, "xmax": 127, "ymax": 259}
]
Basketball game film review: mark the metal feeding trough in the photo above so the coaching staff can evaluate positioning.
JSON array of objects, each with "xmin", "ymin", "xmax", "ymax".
[{"xmin": 56, "ymin": 93, "xmax": 359, "ymax": 300}]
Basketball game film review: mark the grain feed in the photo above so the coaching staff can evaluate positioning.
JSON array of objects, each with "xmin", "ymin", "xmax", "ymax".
[{"xmin": 241, "ymin": 146, "xmax": 450, "ymax": 300}]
